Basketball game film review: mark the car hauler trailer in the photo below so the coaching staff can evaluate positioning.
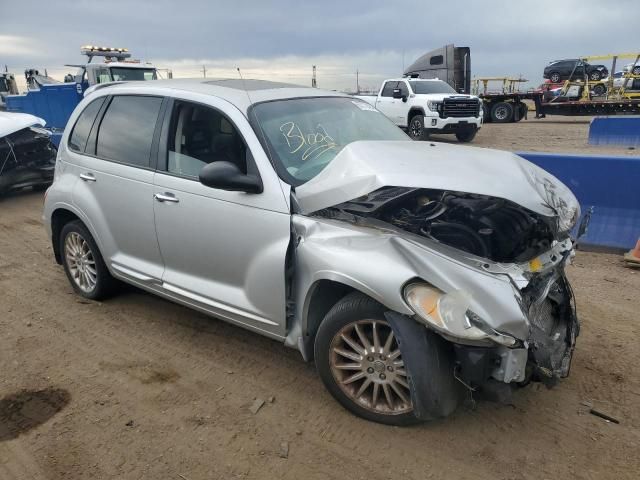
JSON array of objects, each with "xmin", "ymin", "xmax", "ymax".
[
  {"xmin": 472, "ymin": 77, "xmax": 540, "ymax": 123},
  {"xmin": 533, "ymin": 52, "xmax": 640, "ymax": 117},
  {"xmin": 403, "ymin": 44, "xmax": 471, "ymax": 94},
  {"xmin": 5, "ymin": 46, "xmax": 159, "ymax": 146}
]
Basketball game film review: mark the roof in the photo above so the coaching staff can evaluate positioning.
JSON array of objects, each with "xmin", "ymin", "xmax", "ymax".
[
  {"xmin": 0, "ymin": 112, "xmax": 45, "ymax": 138},
  {"xmin": 88, "ymin": 62, "xmax": 157, "ymax": 69},
  {"xmin": 89, "ymin": 78, "xmax": 347, "ymax": 114}
]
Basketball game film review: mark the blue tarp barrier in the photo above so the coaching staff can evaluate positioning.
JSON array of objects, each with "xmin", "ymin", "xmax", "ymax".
[
  {"xmin": 588, "ymin": 116, "xmax": 640, "ymax": 146},
  {"xmin": 519, "ymin": 152, "xmax": 640, "ymax": 250}
]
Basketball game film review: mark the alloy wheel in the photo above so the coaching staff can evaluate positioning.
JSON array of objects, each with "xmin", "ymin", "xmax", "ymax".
[
  {"xmin": 329, "ymin": 319, "xmax": 412, "ymax": 415},
  {"xmin": 409, "ymin": 118, "xmax": 423, "ymax": 139},
  {"xmin": 64, "ymin": 232, "xmax": 97, "ymax": 293}
]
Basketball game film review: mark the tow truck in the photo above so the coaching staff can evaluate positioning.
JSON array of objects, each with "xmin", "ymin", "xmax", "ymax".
[
  {"xmin": 0, "ymin": 70, "xmax": 19, "ymax": 110},
  {"xmin": 5, "ymin": 46, "xmax": 160, "ymax": 145}
]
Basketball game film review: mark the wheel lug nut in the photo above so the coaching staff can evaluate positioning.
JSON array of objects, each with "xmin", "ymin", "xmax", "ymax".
[
  {"xmin": 367, "ymin": 367, "xmax": 374, "ymax": 374},
  {"xmin": 379, "ymin": 373, "xmax": 386, "ymax": 380},
  {"xmin": 367, "ymin": 356, "xmax": 374, "ymax": 362},
  {"xmin": 387, "ymin": 365, "xmax": 394, "ymax": 372}
]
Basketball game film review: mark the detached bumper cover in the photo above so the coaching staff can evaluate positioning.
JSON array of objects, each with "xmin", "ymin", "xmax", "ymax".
[{"xmin": 523, "ymin": 270, "xmax": 579, "ymax": 383}]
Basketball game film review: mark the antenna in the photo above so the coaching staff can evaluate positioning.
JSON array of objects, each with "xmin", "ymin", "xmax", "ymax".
[{"xmin": 236, "ymin": 67, "xmax": 253, "ymax": 106}]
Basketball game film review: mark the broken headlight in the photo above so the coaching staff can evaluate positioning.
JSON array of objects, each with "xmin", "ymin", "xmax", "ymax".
[{"xmin": 404, "ymin": 283, "xmax": 516, "ymax": 346}]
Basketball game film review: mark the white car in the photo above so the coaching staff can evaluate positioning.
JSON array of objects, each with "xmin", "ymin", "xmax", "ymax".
[{"xmin": 355, "ymin": 78, "xmax": 482, "ymax": 142}]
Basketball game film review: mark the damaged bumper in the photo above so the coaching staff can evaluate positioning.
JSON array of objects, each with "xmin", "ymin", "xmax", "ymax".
[{"xmin": 427, "ymin": 263, "xmax": 579, "ymax": 392}]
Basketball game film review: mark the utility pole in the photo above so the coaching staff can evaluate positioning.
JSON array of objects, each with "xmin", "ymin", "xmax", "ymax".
[
  {"xmin": 312, "ymin": 65, "xmax": 317, "ymax": 88},
  {"xmin": 356, "ymin": 69, "xmax": 359, "ymax": 94},
  {"xmin": 201, "ymin": 65, "xmax": 207, "ymax": 78}
]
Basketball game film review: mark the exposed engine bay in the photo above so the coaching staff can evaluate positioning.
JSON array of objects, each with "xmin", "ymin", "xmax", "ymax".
[{"xmin": 317, "ymin": 186, "xmax": 561, "ymax": 263}]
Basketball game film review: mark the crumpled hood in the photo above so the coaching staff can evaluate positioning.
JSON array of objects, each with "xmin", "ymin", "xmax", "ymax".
[
  {"xmin": 0, "ymin": 112, "xmax": 46, "ymax": 138},
  {"xmin": 295, "ymin": 141, "xmax": 579, "ymax": 230}
]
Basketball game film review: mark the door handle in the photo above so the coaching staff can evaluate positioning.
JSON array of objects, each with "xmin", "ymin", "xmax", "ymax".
[
  {"xmin": 79, "ymin": 173, "xmax": 96, "ymax": 182},
  {"xmin": 154, "ymin": 192, "xmax": 179, "ymax": 203}
]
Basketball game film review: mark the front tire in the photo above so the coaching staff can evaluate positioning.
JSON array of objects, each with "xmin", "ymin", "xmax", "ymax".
[
  {"xmin": 549, "ymin": 72, "xmax": 561, "ymax": 83},
  {"xmin": 589, "ymin": 71, "xmax": 602, "ymax": 81},
  {"xmin": 314, "ymin": 293, "xmax": 420, "ymax": 425},
  {"xmin": 60, "ymin": 221, "xmax": 116, "ymax": 300},
  {"xmin": 408, "ymin": 114, "xmax": 428, "ymax": 141},
  {"xmin": 455, "ymin": 125, "xmax": 477, "ymax": 142}
]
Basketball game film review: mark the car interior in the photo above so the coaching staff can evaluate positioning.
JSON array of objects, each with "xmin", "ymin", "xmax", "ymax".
[{"xmin": 168, "ymin": 101, "xmax": 247, "ymax": 178}]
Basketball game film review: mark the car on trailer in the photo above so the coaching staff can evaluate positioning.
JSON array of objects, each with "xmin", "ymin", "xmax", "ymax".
[{"xmin": 543, "ymin": 59, "xmax": 608, "ymax": 83}]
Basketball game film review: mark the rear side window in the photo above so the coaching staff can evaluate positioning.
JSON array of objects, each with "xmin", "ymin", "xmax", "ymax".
[
  {"xmin": 96, "ymin": 95, "xmax": 162, "ymax": 167},
  {"xmin": 68, "ymin": 97, "xmax": 105, "ymax": 152}
]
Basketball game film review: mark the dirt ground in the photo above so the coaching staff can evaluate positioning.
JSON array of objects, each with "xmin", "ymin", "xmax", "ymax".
[
  {"xmin": 1, "ymin": 122, "xmax": 639, "ymax": 479},
  {"xmin": 432, "ymin": 115, "xmax": 639, "ymax": 156}
]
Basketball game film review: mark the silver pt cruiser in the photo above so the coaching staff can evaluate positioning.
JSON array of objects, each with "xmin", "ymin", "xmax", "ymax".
[{"xmin": 44, "ymin": 79, "xmax": 581, "ymax": 425}]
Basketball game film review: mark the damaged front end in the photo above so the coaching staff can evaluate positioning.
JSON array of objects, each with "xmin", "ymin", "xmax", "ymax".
[
  {"xmin": 0, "ymin": 113, "xmax": 56, "ymax": 194},
  {"xmin": 301, "ymin": 183, "xmax": 580, "ymax": 403},
  {"xmin": 289, "ymin": 141, "xmax": 582, "ymax": 416}
]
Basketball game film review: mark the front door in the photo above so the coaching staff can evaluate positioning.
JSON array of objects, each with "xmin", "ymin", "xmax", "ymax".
[{"xmin": 152, "ymin": 96, "xmax": 291, "ymax": 338}]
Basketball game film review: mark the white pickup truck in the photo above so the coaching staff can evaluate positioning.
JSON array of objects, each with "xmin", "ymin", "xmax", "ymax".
[{"xmin": 356, "ymin": 78, "xmax": 483, "ymax": 142}]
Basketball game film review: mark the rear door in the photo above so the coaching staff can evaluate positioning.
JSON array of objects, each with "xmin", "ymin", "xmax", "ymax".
[
  {"xmin": 152, "ymin": 95, "xmax": 291, "ymax": 338},
  {"xmin": 70, "ymin": 94, "xmax": 166, "ymax": 283}
]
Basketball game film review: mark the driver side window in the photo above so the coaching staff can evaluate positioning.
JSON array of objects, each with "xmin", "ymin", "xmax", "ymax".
[{"xmin": 167, "ymin": 101, "xmax": 247, "ymax": 178}]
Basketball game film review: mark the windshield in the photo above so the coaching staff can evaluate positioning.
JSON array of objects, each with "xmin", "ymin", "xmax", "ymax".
[
  {"xmin": 109, "ymin": 68, "xmax": 157, "ymax": 81},
  {"xmin": 252, "ymin": 97, "xmax": 409, "ymax": 185},
  {"xmin": 408, "ymin": 80, "xmax": 456, "ymax": 94}
]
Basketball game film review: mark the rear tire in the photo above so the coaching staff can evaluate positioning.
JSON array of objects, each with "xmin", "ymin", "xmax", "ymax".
[
  {"xmin": 592, "ymin": 83, "xmax": 606, "ymax": 96},
  {"xmin": 490, "ymin": 102, "xmax": 514, "ymax": 123},
  {"xmin": 60, "ymin": 220, "xmax": 117, "ymax": 300},
  {"xmin": 633, "ymin": 66, "xmax": 640, "ymax": 75},
  {"xmin": 407, "ymin": 114, "xmax": 428, "ymax": 141},
  {"xmin": 455, "ymin": 125, "xmax": 477, "ymax": 142},
  {"xmin": 314, "ymin": 293, "xmax": 421, "ymax": 426},
  {"xmin": 515, "ymin": 102, "xmax": 528, "ymax": 122},
  {"xmin": 549, "ymin": 72, "xmax": 561, "ymax": 83}
]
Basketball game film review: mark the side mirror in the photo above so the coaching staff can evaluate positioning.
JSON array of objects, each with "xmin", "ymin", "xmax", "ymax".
[
  {"xmin": 199, "ymin": 161, "xmax": 263, "ymax": 194},
  {"xmin": 392, "ymin": 89, "xmax": 403, "ymax": 99}
]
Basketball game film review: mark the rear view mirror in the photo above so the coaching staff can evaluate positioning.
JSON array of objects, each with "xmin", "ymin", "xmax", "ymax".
[{"xmin": 199, "ymin": 161, "xmax": 263, "ymax": 194}]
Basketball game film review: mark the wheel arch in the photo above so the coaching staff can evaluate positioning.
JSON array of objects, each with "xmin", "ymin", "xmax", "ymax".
[
  {"xmin": 51, "ymin": 208, "xmax": 83, "ymax": 264},
  {"xmin": 407, "ymin": 107, "xmax": 426, "ymax": 125},
  {"xmin": 296, "ymin": 277, "xmax": 390, "ymax": 361}
]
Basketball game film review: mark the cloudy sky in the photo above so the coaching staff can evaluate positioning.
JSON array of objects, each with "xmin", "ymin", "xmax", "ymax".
[{"xmin": 1, "ymin": 0, "xmax": 636, "ymax": 92}]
